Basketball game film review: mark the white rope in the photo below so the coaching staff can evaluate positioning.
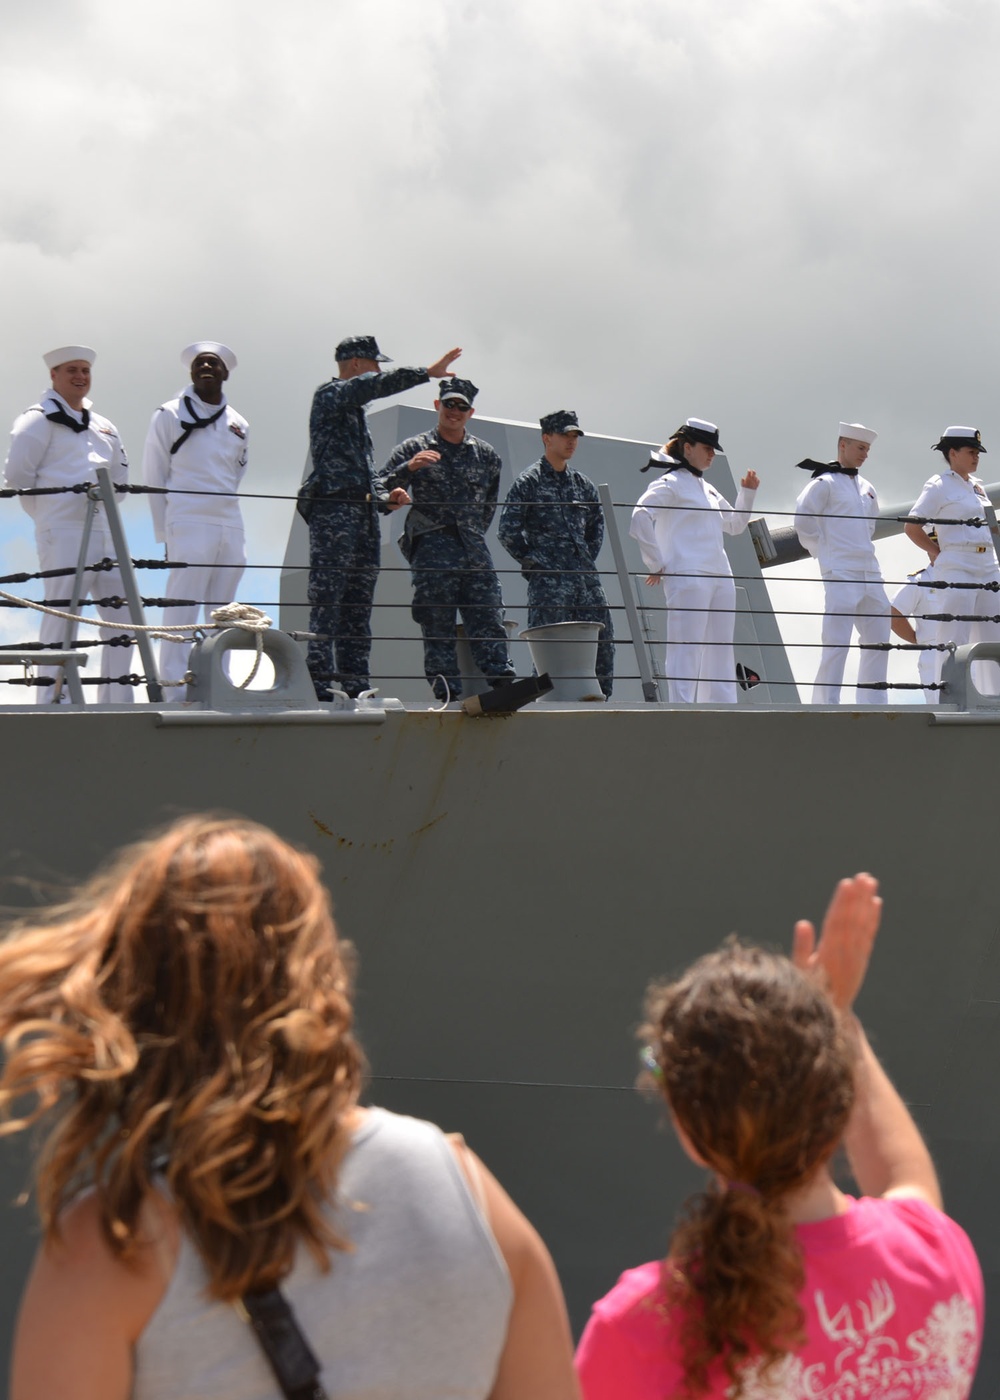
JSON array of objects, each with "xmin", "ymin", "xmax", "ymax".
[
  {"xmin": 209, "ymin": 604, "xmax": 272, "ymax": 687},
  {"xmin": 0, "ymin": 592, "xmax": 274, "ymax": 688},
  {"xmin": 0, "ymin": 590, "xmax": 196, "ymax": 642},
  {"xmin": 430, "ymin": 674, "xmax": 452, "ymax": 711}
]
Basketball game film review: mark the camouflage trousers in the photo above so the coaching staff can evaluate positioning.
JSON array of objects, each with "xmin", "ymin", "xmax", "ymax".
[
  {"xmin": 410, "ymin": 531, "xmax": 515, "ymax": 700},
  {"xmin": 526, "ymin": 568, "xmax": 615, "ymax": 697},
  {"xmin": 306, "ymin": 502, "xmax": 379, "ymax": 699}
]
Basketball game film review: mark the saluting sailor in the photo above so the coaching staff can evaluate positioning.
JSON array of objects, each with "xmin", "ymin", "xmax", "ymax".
[
  {"xmin": 630, "ymin": 418, "xmax": 759, "ymax": 703},
  {"xmin": 794, "ymin": 423, "xmax": 890, "ymax": 705},
  {"xmin": 498, "ymin": 409, "xmax": 614, "ymax": 698},
  {"xmin": 142, "ymin": 341, "xmax": 248, "ymax": 693},
  {"xmin": 904, "ymin": 426, "xmax": 1000, "ymax": 696},
  {"xmin": 3, "ymin": 345, "xmax": 134, "ymax": 704},
  {"xmin": 302, "ymin": 335, "xmax": 461, "ymax": 700}
]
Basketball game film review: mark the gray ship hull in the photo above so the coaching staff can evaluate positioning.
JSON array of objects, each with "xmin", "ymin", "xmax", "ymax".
[{"xmin": 0, "ymin": 702, "xmax": 996, "ymax": 1393}]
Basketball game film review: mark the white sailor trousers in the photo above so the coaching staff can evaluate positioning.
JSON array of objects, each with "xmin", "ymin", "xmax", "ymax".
[
  {"xmin": 160, "ymin": 521, "xmax": 246, "ymax": 689},
  {"xmin": 931, "ymin": 549, "xmax": 1000, "ymax": 697},
  {"xmin": 814, "ymin": 571, "xmax": 890, "ymax": 704},
  {"xmin": 662, "ymin": 573, "xmax": 737, "ymax": 703},
  {"xmin": 34, "ymin": 524, "xmax": 135, "ymax": 705}
]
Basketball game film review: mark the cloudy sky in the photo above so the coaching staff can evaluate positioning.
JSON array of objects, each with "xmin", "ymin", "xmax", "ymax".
[{"xmin": 0, "ymin": 0, "xmax": 997, "ymax": 698}]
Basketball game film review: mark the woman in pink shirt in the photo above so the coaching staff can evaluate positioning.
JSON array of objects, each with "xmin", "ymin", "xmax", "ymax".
[{"xmin": 576, "ymin": 876, "xmax": 983, "ymax": 1400}]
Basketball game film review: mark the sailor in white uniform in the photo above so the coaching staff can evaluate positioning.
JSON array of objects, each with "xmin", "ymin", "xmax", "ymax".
[
  {"xmin": 630, "ymin": 418, "xmax": 759, "ymax": 703},
  {"xmin": 794, "ymin": 423, "xmax": 889, "ymax": 705},
  {"xmin": 3, "ymin": 345, "xmax": 134, "ymax": 704},
  {"xmin": 904, "ymin": 426, "xmax": 1000, "ymax": 697},
  {"xmin": 142, "ymin": 341, "xmax": 248, "ymax": 692},
  {"xmin": 890, "ymin": 563, "xmax": 941, "ymax": 704}
]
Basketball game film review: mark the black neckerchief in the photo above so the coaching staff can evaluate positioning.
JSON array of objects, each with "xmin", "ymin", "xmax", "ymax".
[
  {"xmin": 170, "ymin": 396, "xmax": 226, "ymax": 455},
  {"xmin": 641, "ymin": 453, "xmax": 703, "ymax": 477},
  {"xmin": 45, "ymin": 403, "xmax": 89, "ymax": 434},
  {"xmin": 796, "ymin": 458, "xmax": 858, "ymax": 479}
]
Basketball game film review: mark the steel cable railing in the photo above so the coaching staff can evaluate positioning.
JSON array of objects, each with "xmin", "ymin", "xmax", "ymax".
[{"xmin": 1, "ymin": 479, "xmax": 996, "ymax": 701}]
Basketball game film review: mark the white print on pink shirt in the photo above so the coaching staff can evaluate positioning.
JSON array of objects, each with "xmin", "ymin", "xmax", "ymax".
[{"xmin": 734, "ymin": 1281, "xmax": 978, "ymax": 1399}]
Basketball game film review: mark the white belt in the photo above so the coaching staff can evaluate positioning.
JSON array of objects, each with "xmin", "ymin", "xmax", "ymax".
[{"xmin": 940, "ymin": 543, "xmax": 991, "ymax": 554}]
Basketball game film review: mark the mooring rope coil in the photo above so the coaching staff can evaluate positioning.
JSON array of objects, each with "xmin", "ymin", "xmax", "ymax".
[{"xmin": 0, "ymin": 592, "xmax": 273, "ymax": 690}]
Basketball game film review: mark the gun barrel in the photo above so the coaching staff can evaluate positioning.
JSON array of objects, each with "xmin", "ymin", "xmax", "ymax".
[{"xmin": 761, "ymin": 482, "xmax": 1000, "ymax": 568}]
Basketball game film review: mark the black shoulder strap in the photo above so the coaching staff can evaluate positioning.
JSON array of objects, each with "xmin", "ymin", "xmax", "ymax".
[{"xmin": 238, "ymin": 1287, "xmax": 328, "ymax": 1400}]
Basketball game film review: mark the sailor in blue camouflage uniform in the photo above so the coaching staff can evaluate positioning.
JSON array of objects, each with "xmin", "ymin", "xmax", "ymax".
[
  {"xmin": 377, "ymin": 377, "xmax": 517, "ymax": 701},
  {"xmin": 301, "ymin": 335, "xmax": 461, "ymax": 699},
  {"xmin": 498, "ymin": 409, "xmax": 614, "ymax": 697}
]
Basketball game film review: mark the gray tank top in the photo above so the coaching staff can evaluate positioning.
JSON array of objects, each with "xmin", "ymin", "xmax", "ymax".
[{"xmin": 134, "ymin": 1108, "xmax": 513, "ymax": 1400}]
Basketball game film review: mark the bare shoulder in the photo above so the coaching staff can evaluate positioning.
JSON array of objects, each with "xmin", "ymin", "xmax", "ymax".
[
  {"xmin": 448, "ymin": 1138, "xmax": 581, "ymax": 1400},
  {"xmin": 11, "ymin": 1190, "xmax": 178, "ymax": 1400}
]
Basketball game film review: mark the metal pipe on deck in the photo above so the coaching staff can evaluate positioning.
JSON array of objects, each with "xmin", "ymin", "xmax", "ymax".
[{"xmin": 760, "ymin": 482, "xmax": 1000, "ymax": 568}]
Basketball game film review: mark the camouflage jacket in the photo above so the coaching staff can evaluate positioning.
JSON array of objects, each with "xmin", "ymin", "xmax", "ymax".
[
  {"xmin": 378, "ymin": 428, "xmax": 503, "ymax": 560},
  {"xmin": 498, "ymin": 457, "xmax": 603, "ymax": 570},
  {"xmin": 301, "ymin": 366, "xmax": 429, "ymax": 518}
]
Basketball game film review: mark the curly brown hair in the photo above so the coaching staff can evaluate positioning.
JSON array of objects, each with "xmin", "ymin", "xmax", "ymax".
[
  {"xmin": 642, "ymin": 940, "xmax": 856, "ymax": 1398},
  {"xmin": 0, "ymin": 814, "xmax": 365, "ymax": 1300}
]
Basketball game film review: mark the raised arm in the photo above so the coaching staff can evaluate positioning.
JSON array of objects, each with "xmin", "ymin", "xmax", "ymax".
[
  {"xmin": 792, "ymin": 875, "xmax": 941, "ymax": 1209},
  {"xmin": 427, "ymin": 347, "xmax": 462, "ymax": 378},
  {"xmin": 310, "ymin": 364, "xmax": 431, "ymax": 418},
  {"xmin": 720, "ymin": 471, "xmax": 759, "ymax": 536}
]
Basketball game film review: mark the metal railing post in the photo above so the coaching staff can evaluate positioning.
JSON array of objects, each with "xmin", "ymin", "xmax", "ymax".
[
  {"xmin": 598, "ymin": 483, "xmax": 660, "ymax": 702},
  {"xmin": 49, "ymin": 497, "xmax": 96, "ymax": 704},
  {"xmin": 94, "ymin": 468, "xmax": 164, "ymax": 702},
  {"xmin": 984, "ymin": 497, "xmax": 1000, "ymax": 573}
]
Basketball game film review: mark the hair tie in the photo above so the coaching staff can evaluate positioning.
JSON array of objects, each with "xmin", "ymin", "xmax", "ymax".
[{"xmin": 725, "ymin": 1180, "xmax": 761, "ymax": 1198}]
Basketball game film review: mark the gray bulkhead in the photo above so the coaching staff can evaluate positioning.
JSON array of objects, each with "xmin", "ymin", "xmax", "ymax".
[{"xmin": 0, "ymin": 704, "xmax": 996, "ymax": 1396}]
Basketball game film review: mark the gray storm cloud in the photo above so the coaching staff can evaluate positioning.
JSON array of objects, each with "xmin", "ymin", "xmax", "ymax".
[{"xmin": 0, "ymin": 0, "xmax": 997, "ymax": 695}]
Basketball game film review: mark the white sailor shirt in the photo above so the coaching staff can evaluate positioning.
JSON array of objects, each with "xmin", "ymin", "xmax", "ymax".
[
  {"xmin": 142, "ymin": 388, "xmax": 248, "ymax": 543},
  {"xmin": 909, "ymin": 472, "xmax": 995, "ymax": 562},
  {"xmin": 794, "ymin": 471, "xmax": 880, "ymax": 572},
  {"xmin": 630, "ymin": 457, "xmax": 756, "ymax": 578},
  {"xmin": 4, "ymin": 389, "xmax": 128, "ymax": 526}
]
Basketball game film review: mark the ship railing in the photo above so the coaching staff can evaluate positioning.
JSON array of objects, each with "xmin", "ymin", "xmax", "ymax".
[{"xmin": 2, "ymin": 478, "xmax": 1000, "ymax": 705}]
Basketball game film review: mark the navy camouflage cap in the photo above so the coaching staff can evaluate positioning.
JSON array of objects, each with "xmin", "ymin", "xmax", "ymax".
[
  {"xmin": 540, "ymin": 409, "xmax": 584, "ymax": 436},
  {"xmin": 438, "ymin": 376, "xmax": 478, "ymax": 407},
  {"xmin": 334, "ymin": 334, "xmax": 392, "ymax": 363}
]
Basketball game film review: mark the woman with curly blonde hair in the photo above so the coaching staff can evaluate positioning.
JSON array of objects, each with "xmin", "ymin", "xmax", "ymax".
[
  {"xmin": 576, "ymin": 876, "xmax": 983, "ymax": 1399},
  {"xmin": 3, "ymin": 815, "xmax": 580, "ymax": 1400}
]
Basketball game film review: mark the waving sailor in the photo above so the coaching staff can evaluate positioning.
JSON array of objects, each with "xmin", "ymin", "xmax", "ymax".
[
  {"xmin": 631, "ymin": 418, "xmax": 759, "ymax": 703},
  {"xmin": 4, "ymin": 345, "xmax": 133, "ymax": 704},
  {"xmin": 142, "ymin": 341, "xmax": 248, "ymax": 693}
]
